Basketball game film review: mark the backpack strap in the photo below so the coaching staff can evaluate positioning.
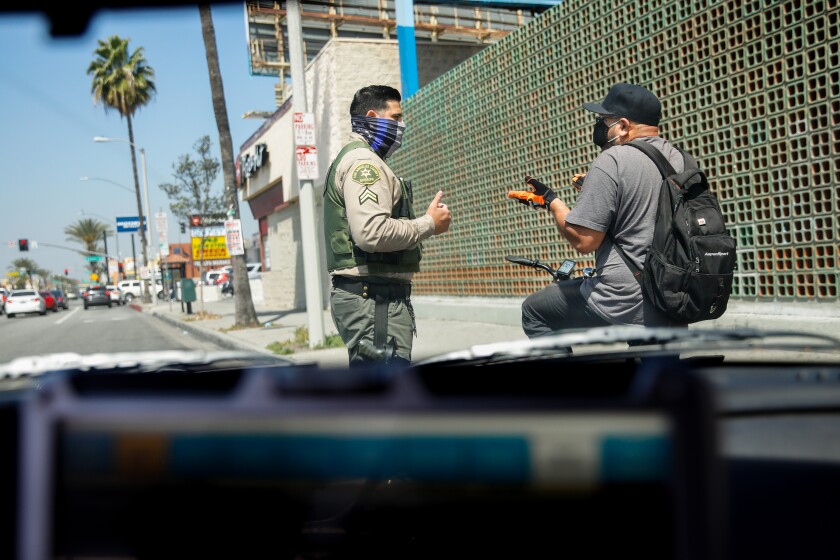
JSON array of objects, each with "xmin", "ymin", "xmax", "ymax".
[
  {"xmin": 606, "ymin": 139, "xmax": 685, "ymax": 289},
  {"xmin": 626, "ymin": 139, "xmax": 677, "ymax": 178}
]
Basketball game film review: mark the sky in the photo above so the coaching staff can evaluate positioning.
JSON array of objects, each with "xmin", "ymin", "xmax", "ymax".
[{"xmin": 0, "ymin": 4, "xmax": 277, "ymax": 282}]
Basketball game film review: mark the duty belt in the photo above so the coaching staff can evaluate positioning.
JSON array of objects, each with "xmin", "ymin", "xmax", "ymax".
[
  {"xmin": 332, "ymin": 276, "xmax": 411, "ymax": 300},
  {"xmin": 332, "ymin": 276, "xmax": 411, "ymax": 350}
]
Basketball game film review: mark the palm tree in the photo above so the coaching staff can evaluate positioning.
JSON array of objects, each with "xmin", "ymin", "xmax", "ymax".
[
  {"xmin": 199, "ymin": 5, "xmax": 259, "ymax": 328},
  {"xmin": 87, "ymin": 35, "xmax": 156, "ymax": 300},
  {"xmin": 9, "ymin": 258, "xmax": 39, "ymax": 289},
  {"xmin": 34, "ymin": 267, "xmax": 52, "ymax": 290},
  {"xmin": 65, "ymin": 218, "xmax": 112, "ymax": 277}
]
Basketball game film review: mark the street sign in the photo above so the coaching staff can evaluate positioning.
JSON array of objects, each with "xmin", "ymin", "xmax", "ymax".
[
  {"xmin": 155, "ymin": 212, "xmax": 168, "ymax": 241},
  {"xmin": 224, "ymin": 219, "xmax": 245, "ymax": 256},
  {"xmin": 295, "ymin": 146, "xmax": 319, "ymax": 180},
  {"xmin": 86, "ymin": 255, "xmax": 104, "ymax": 262},
  {"xmin": 190, "ymin": 214, "xmax": 227, "ymax": 227},
  {"xmin": 192, "ymin": 236, "xmax": 231, "ymax": 260},
  {"xmin": 116, "ymin": 216, "xmax": 146, "ymax": 233},
  {"xmin": 293, "ymin": 112, "xmax": 316, "ymax": 146}
]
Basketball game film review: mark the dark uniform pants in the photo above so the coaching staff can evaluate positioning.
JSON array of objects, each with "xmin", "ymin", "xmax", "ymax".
[{"xmin": 330, "ymin": 277, "xmax": 416, "ymax": 365}]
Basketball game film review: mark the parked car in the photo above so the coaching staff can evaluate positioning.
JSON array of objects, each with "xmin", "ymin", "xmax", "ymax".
[
  {"xmin": 82, "ymin": 286, "xmax": 112, "ymax": 309},
  {"xmin": 4, "ymin": 289, "xmax": 46, "ymax": 318},
  {"xmin": 39, "ymin": 291, "xmax": 59, "ymax": 312},
  {"xmin": 210, "ymin": 264, "xmax": 261, "ymax": 285},
  {"xmin": 117, "ymin": 279, "xmax": 163, "ymax": 303},
  {"xmin": 106, "ymin": 285, "xmax": 123, "ymax": 306},
  {"xmin": 118, "ymin": 280, "xmax": 142, "ymax": 303},
  {"xmin": 51, "ymin": 289, "xmax": 69, "ymax": 309},
  {"xmin": 206, "ymin": 266, "xmax": 233, "ymax": 286}
]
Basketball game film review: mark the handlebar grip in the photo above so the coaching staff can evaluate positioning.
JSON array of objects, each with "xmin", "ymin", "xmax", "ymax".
[{"xmin": 505, "ymin": 255, "xmax": 535, "ymax": 266}]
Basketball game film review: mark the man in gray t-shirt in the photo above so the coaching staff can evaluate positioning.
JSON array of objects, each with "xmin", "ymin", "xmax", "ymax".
[{"xmin": 520, "ymin": 83, "xmax": 681, "ymax": 337}]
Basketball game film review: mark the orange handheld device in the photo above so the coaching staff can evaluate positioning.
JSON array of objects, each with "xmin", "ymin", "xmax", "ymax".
[{"xmin": 507, "ymin": 190, "xmax": 546, "ymax": 208}]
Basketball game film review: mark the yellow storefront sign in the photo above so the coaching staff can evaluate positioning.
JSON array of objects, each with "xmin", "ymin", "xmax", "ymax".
[{"xmin": 192, "ymin": 236, "xmax": 231, "ymax": 260}]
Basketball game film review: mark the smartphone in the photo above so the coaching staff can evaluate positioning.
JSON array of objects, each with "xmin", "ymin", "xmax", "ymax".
[{"xmin": 572, "ymin": 176, "xmax": 585, "ymax": 192}]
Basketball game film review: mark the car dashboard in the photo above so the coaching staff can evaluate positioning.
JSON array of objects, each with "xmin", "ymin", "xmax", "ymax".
[{"xmin": 1, "ymin": 339, "xmax": 839, "ymax": 560}]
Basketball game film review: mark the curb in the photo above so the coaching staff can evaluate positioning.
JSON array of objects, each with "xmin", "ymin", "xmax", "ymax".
[{"xmin": 147, "ymin": 308, "xmax": 272, "ymax": 355}]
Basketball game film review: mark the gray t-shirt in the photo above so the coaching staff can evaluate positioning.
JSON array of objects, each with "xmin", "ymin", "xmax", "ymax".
[{"xmin": 565, "ymin": 137, "xmax": 684, "ymax": 325}]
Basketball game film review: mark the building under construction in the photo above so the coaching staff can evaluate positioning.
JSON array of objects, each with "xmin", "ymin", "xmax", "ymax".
[{"xmin": 245, "ymin": 0, "xmax": 547, "ymax": 105}]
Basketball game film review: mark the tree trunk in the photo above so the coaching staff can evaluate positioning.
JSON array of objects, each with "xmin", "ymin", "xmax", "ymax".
[
  {"xmin": 127, "ymin": 115, "xmax": 152, "ymax": 303},
  {"xmin": 199, "ymin": 4, "xmax": 259, "ymax": 327}
]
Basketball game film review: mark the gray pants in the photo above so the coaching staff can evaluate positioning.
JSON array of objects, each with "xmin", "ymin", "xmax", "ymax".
[
  {"xmin": 521, "ymin": 279, "xmax": 682, "ymax": 338},
  {"xmin": 330, "ymin": 283, "xmax": 416, "ymax": 365},
  {"xmin": 521, "ymin": 279, "xmax": 610, "ymax": 338}
]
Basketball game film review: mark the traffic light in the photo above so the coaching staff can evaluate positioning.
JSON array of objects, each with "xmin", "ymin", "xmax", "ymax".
[
  {"xmin": 64, "ymin": 269, "xmax": 69, "ymax": 276},
  {"xmin": 180, "ymin": 222, "xmax": 186, "ymax": 234},
  {"xmin": 18, "ymin": 239, "xmax": 29, "ymax": 252}
]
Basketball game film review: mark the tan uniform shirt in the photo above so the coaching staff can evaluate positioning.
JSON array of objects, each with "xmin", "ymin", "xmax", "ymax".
[{"xmin": 331, "ymin": 132, "xmax": 435, "ymax": 282}]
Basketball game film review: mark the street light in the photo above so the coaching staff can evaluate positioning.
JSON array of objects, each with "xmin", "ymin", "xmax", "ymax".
[
  {"xmin": 80, "ymin": 178, "xmax": 141, "ymax": 280},
  {"xmin": 79, "ymin": 176, "xmax": 135, "ymax": 194},
  {"xmin": 93, "ymin": 136, "xmax": 157, "ymax": 303}
]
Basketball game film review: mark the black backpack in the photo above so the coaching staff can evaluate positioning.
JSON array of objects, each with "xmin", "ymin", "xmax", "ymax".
[{"xmin": 611, "ymin": 140, "xmax": 737, "ymax": 324}]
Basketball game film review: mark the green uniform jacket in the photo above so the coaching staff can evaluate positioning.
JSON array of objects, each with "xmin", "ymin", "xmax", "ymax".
[{"xmin": 323, "ymin": 134, "xmax": 434, "ymax": 278}]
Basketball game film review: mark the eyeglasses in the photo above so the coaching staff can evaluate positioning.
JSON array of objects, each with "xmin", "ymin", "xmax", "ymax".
[{"xmin": 595, "ymin": 115, "xmax": 618, "ymax": 124}]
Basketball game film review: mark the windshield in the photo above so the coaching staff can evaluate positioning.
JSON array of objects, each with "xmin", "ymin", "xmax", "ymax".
[
  {"xmin": 0, "ymin": 1, "xmax": 839, "ymax": 369},
  {"xmin": 2, "ymin": 4, "xmax": 840, "ymax": 560}
]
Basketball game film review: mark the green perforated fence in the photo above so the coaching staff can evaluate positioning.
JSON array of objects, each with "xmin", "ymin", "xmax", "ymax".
[{"xmin": 391, "ymin": 0, "xmax": 840, "ymax": 302}]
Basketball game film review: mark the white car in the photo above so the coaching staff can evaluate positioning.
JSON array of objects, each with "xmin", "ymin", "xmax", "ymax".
[
  {"xmin": 205, "ymin": 266, "xmax": 232, "ymax": 285},
  {"xmin": 205, "ymin": 264, "xmax": 261, "ymax": 284},
  {"xmin": 247, "ymin": 262, "xmax": 262, "ymax": 279},
  {"xmin": 106, "ymin": 285, "xmax": 123, "ymax": 306},
  {"xmin": 5, "ymin": 289, "xmax": 47, "ymax": 318}
]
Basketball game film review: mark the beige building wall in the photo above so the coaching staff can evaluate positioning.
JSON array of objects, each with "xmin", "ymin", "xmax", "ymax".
[{"xmin": 263, "ymin": 206, "xmax": 303, "ymax": 309}]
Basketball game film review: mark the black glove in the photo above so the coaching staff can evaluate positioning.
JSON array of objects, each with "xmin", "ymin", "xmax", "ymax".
[{"xmin": 524, "ymin": 175, "xmax": 557, "ymax": 208}]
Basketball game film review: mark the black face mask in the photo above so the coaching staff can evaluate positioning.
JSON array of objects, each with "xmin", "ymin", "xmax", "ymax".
[{"xmin": 593, "ymin": 118, "xmax": 620, "ymax": 149}]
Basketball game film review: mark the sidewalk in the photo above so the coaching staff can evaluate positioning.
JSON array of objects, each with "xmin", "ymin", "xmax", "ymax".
[
  {"xmin": 140, "ymin": 296, "xmax": 840, "ymax": 367},
  {"xmin": 142, "ymin": 296, "xmax": 530, "ymax": 368}
]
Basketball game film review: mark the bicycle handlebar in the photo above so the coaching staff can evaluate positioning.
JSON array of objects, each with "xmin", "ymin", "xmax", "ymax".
[{"xmin": 505, "ymin": 255, "xmax": 559, "ymax": 279}]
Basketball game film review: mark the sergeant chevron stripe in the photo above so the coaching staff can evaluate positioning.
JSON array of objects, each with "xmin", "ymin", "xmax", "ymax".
[{"xmin": 359, "ymin": 188, "xmax": 379, "ymax": 205}]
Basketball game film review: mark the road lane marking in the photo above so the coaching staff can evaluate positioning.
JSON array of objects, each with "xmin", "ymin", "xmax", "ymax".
[{"xmin": 55, "ymin": 307, "xmax": 81, "ymax": 325}]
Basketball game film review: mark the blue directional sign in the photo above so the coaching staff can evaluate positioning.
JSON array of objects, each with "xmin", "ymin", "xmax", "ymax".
[{"xmin": 116, "ymin": 216, "xmax": 147, "ymax": 233}]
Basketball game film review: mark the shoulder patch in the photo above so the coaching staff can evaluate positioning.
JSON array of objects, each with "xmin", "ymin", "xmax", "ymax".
[{"xmin": 351, "ymin": 163, "xmax": 381, "ymax": 186}]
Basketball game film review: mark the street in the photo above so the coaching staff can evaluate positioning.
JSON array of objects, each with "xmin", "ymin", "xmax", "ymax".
[{"xmin": 0, "ymin": 300, "xmax": 221, "ymax": 364}]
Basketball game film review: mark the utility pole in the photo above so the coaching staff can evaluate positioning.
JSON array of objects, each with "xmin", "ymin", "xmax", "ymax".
[
  {"xmin": 288, "ymin": 0, "xmax": 325, "ymax": 347},
  {"xmin": 102, "ymin": 231, "xmax": 110, "ymax": 285},
  {"xmin": 131, "ymin": 234, "xmax": 137, "ymax": 280}
]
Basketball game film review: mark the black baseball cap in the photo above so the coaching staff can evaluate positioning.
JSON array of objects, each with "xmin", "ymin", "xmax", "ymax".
[{"xmin": 582, "ymin": 83, "xmax": 661, "ymax": 126}]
